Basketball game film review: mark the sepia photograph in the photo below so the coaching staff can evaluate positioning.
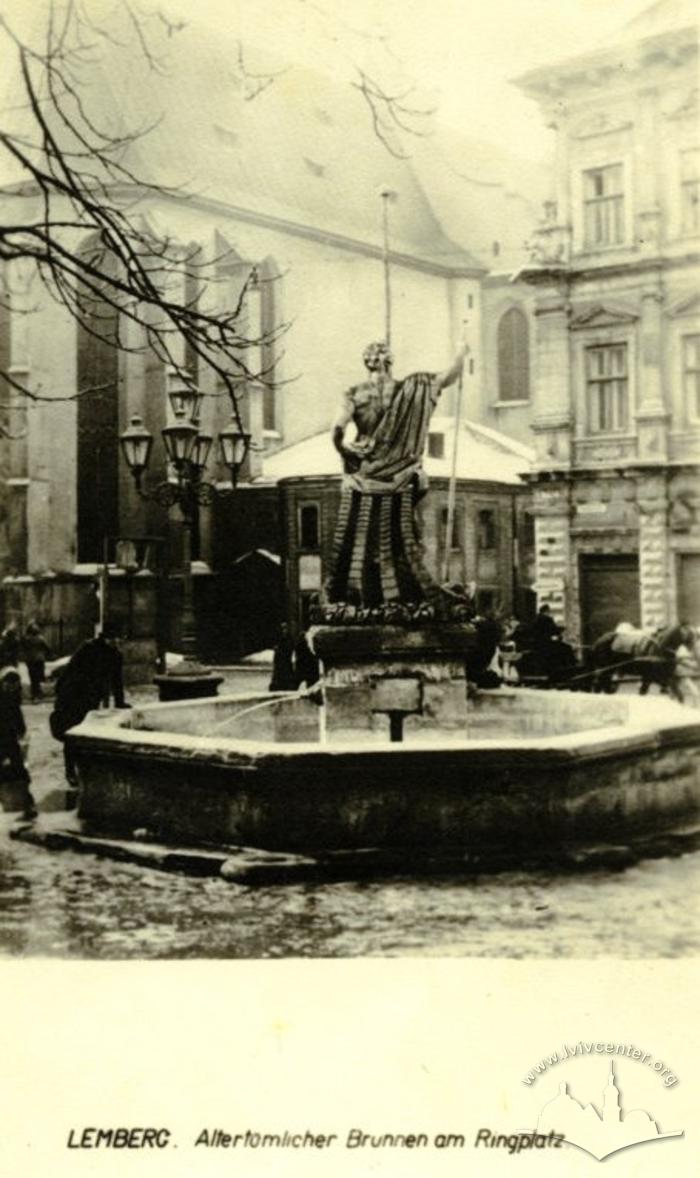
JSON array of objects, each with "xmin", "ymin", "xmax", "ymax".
[{"xmin": 0, "ymin": 0, "xmax": 698, "ymax": 965}]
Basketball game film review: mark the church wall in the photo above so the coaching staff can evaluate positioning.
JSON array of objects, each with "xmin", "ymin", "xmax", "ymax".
[
  {"xmin": 0, "ymin": 190, "xmax": 470, "ymax": 664},
  {"xmin": 125, "ymin": 195, "xmax": 461, "ymax": 452}
]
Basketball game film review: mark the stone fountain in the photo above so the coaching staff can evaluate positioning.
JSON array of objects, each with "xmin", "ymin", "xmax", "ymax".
[{"xmin": 15, "ymin": 344, "xmax": 700, "ymax": 873}]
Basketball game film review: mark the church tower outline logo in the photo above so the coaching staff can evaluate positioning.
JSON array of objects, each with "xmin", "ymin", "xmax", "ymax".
[{"xmin": 534, "ymin": 1063, "xmax": 684, "ymax": 1161}]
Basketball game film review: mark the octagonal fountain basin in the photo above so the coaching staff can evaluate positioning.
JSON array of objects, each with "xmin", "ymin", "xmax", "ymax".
[{"xmin": 65, "ymin": 688, "xmax": 700, "ymax": 861}]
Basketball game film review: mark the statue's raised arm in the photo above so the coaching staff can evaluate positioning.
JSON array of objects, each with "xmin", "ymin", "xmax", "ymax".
[{"xmin": 434, "ymin": 341, "xmax": 470, "ymax": 392}]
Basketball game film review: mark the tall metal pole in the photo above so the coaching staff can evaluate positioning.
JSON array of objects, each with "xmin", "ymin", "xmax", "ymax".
[
  {"xmin": 380, "ymin": 187, "xmax": 397, "ymax": 347},
  {"xmin": 442, "ymin": 319, "xmax": 469, "ymax": 586}
]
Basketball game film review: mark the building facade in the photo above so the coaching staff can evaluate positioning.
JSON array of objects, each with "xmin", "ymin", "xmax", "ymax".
[{"xmin": 509, "ymin": 4, "xmax": 700, "ymax": 646}]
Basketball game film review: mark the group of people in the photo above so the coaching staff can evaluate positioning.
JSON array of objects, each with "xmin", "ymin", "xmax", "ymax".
[
  {"xmin": 0, "ymin": 620, "xmax": 51, "ymax": 701},
  {"xmin": 0, "ymin": 623, "xmax": 128, "ymax": 820},
  {"xmin": 0, "ymin": 619, "xmax": 51, "ymax": 820}
]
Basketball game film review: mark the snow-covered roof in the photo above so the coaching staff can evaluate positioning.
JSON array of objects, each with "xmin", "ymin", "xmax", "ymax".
[
  {"xmin": 1, "ymin": 13, "xmax": 543, "ymax": 274},
  {"xmin": 259, "ymin": 416, "xmax": 534, "ymax": 487}
]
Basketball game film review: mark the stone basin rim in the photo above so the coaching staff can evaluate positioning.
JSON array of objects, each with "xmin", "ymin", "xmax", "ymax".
[
  {"xmin": 66, "ymin": 688, "xmax": 700, "ymax": 857},
  {"xmin": 67, "ymin": 690, "xmax": 700, "ymax": 768}
]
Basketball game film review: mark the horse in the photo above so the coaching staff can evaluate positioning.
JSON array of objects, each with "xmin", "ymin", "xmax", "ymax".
[{"xmin": 587, "ymin": 623, "xmax": 699, "ymax": 701}]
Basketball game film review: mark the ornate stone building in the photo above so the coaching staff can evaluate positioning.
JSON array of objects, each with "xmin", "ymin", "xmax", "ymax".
[{"xmin": 511, "ymin": 1, "xmax": 700, "ymax": 646}]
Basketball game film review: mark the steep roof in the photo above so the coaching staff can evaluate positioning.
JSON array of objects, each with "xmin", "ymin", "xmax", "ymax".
[
  {"xmin": 50, "ymin": 22, "xmax": 483, "ymax": 270},
  {"xmin": 409, "ymin": 126, "xmax": 547, "ymax": 272},
  {"xmin": 259, "ymin": 415, "xmax": 533, "ymax": 486},
  {"xmin": 1, "ymin": 12, "xmax": 543, "ymax": 273}
]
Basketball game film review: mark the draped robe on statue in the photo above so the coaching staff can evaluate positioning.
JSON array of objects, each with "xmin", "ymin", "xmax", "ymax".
[{"xmin": 325, "ymin": 371, "xmax": 445, "ymax": 606}]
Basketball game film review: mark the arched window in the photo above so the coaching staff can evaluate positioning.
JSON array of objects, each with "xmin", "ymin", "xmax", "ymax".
[
  {"xmin": 215, "ymin": 243, "xmax": 279, "ymax": 433},
  {"xmin": 76, "ymin": 236, "xmax": 121, "ymax": 562},
  {"xmin": 497, "ymin": 307, "xmax": 530, "ymax": 402},
  {"xmin": 258, "ymin": 256, "xmax": 279, "ymax": 432}
]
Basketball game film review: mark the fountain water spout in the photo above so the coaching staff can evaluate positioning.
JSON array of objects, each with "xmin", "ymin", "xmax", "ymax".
[{"xmin": 371, "ymin": 677, "xmax": 423, "ymax": 743}]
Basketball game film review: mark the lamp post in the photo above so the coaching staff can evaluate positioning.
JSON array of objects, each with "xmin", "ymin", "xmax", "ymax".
[{"xmin": 119, "ymin": 383, "xmax": 250, "ymax": 700}]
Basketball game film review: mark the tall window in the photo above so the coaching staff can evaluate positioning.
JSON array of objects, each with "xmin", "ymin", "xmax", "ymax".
[
  {"xmin": 183, "ymin": 262, "xmax": 200, "ymax": 385},
  {"xmin": 258, "ymin": 257, "xmax": 278, "ymax": 432},
  {"xmin": 520, "ymin": 511, "xmax": 535, "ymax": 549},
  {"xmin": 586, "ymin": 344, "xmax": 628, "ymax": 433},
  {"xmin": 217, "ymin": 247, "xmax": 279, "ymax": 433},
  {"xmin": 440, "ymin": 506, "xmax": 459, "ymax": 550},
  {"xmin": 583, "ymin": 164, "xmax": 624, "ymax": 248},
  {"xmin": 497, "ymin": 308, "xmax": 529, "ymax": 401},
  {"xmin": 76, "ymin": 240, "xmax": 120, "ymax": 562},
  {"xmin": 298, "ymin": 503, "xmax": 320, "ymax": 550},
  {"xmin": 684, "ymin": 334, "xmax": 700, "ymax": 422},
  {"xmin": 477, "ymin": 509, "xmax": 497, "ymax": 550},
  {"xmin": 427, "ymin": 431, "xmax": 445, "ymax": 459},
  {"xmin": 681, "ymin": 148, "xmax": 700, "ymax": 235}
]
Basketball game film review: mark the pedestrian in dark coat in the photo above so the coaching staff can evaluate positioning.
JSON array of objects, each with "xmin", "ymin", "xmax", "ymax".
[
  {"xmin": 0, "ymin": 667, "xmax": 36, "ymax": 819},
  {"xmin": 49, "ymin": 629, "xmax": 128, "ymax": 786},
  {"xmin": 0, "ymin": 623, "xmax": 20, "ymax": 669},
  {"xmin": 269, "ymin": 624, "xmax": 297, "ymax": 692},
  {"xmin": 22, "ymin": 620, "xmax": 50, "ymax": 702},
  {"xmin": 532, "ymin": 604, "xmax": 562, "ymax": 647}
]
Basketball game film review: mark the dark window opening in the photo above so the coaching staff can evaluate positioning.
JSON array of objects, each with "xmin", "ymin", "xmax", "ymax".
[
  {"xmin": 428, "ymin": 432, "xmax": 445, "ymax": 459},
  {"xmin": 440, "ymin": 507, "xmax": 458, "ymax": 550},
  {"xmin": 478, "ymin": 509, "xmax": 497, "ymax": 550},
  {"xmin": 520, "ymin": 511, "xmax": 535, "ymax": 548},
  {"xmin": 299, "ymin": 503, "xmax": 320, "ymax": 550}
]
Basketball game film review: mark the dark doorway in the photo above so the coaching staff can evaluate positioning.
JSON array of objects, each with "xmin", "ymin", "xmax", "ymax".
[
  {"xmin": 677, "ymin": 554, "xmax": 700, "ymax": 625},
  {"xmin": 579, "ymin": 553, "xmax": 640, "ymax": 647}
]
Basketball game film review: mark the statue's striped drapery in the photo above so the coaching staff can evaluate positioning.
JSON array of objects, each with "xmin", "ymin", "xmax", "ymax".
[{"xmin": 324, "ymin": 372, "xmax": 444, "ymax": 606}]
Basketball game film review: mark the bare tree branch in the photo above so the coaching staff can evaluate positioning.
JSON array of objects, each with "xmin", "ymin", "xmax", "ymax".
[
  {"xmin": 0, "ymin": 0, "xmax": 287, "ymax": 439},
  {"xmin": 234, "ymin": 42, "xmax": 290, "ymax": 101}
]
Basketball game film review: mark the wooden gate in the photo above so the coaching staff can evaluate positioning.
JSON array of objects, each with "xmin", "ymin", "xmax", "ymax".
[{"xmin": 579, "ymin": 553, "xmax": 640, "ymax": 648}]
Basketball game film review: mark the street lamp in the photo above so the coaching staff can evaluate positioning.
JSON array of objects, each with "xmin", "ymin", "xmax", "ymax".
[{"xmin": 119, "ymin": 398, "xmax": 251, "ymax": 700}]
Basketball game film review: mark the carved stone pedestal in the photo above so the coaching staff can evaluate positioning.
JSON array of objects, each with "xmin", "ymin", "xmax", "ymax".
[{"xmin": 309, "ymin": 624, "xmax": 478, "ymax": 738}]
